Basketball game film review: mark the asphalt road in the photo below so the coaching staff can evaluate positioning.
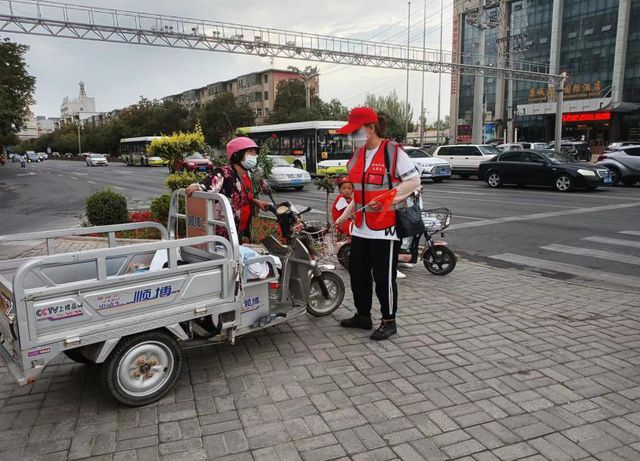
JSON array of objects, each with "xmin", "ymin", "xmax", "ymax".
[{"xmin": 1, "ymin": 159, "xmax": 640, "ymax": 288}]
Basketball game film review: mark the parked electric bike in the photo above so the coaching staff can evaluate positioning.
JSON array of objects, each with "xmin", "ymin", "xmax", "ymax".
[
  {"xmin": 261, "ymin": 184, "xmax": 346, "ymax": 316},
  {"xmin": 336, "ymin": 193, "xmax": 457, "ymax": 276}
]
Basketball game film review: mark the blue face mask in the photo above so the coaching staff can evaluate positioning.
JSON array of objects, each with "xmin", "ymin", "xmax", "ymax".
[{"xmin": 241, "ymin": 155, "xmax": 257, "ymax": 170}]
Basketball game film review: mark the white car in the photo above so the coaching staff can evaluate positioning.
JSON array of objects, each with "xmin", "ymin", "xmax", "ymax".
[
  {"xmin": 404, "ymin": 147, "xmax": 451, "ymax": 183},
  {"xmin": 433, "ymin": 144, "xmax": 500, "ymax": 179},
  {"xmin": 86, "ymin": 153, "xmax": 108, "ymax": 166},
  {"xmin": 268, "ymin": 157, "xmax": 311, "ymax": 190}
]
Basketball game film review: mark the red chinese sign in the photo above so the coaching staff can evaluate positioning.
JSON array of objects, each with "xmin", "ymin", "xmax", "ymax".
[{"xmin": 562, "ymin": 111, "xmax": 611, "ymax": 123}]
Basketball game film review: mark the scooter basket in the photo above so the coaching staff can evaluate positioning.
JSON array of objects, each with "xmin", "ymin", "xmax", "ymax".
[
  {"xmin": 421, "ymin": 208, "xmax": 452, "ymax": 235},
  {"xmin": 300, "ymin": 221, "xmax": 336, "ymax": 257}
]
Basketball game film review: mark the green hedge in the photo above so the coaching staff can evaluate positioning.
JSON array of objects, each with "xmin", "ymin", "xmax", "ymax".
[{"xmin": 85, "ymin": 188, "xmax": 128, "ymax": 226}]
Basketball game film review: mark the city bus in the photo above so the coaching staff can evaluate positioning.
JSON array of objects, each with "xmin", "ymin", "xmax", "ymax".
[
  {"xmin": 236, "ymin": 121, "xmax": 354, "ymax": 175},
  {"xmin": 120, "ymin": 136, "xmax": 163, "ymax": 166}
]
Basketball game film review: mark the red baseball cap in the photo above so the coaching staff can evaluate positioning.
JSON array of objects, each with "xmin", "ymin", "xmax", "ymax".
[{"xmin": 337, "ymin": 107, "xmax": 378, "ymax": 134}]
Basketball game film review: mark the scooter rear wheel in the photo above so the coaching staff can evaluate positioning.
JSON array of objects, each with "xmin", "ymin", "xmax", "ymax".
[
  {"xmin": 337, "ymin": 243, "xmax": 351, "ymax": 269},
  {"xmin": 306, "ymin": 271, "xmax": 345, "ymax": 316},
  {"xmin": 423, "ymin": 244, "xmax": 457, "ymax": 275}
]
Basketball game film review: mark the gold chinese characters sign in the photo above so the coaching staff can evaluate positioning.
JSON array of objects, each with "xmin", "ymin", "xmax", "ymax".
[{"xmin": 527, "ymin": 81, "xmax": 604, "ymax": 103}]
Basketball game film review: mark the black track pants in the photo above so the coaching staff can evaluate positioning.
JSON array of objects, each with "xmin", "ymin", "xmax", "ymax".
[{"xmin": 349, "ymin": 236, "xmax": 400, "ymax": 320}]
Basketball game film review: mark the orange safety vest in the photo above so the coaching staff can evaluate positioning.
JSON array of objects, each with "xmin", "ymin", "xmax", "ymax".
[{"xmin": 347, "ymin": 140, "xmax": 401, "ymax": 230}]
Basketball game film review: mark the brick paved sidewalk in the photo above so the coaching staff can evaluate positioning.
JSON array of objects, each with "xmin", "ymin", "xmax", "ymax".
[{"xmin": 1, "ymin": 239, "xmax": 640, "ymax": 461}]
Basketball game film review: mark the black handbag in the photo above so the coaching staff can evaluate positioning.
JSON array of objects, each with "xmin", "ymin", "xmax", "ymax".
[{"xmin": 384, "ymin": 143, "xmax": 425, "ymax": 239}]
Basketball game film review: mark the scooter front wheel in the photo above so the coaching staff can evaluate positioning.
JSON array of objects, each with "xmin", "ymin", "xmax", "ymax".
[
  {"xmin": 306, "ymin": 271, "xmax": 345, "ymax": 316},
  {"xmin": 423, "ymin": 244, "xmax": 457, "ymax": 275}
]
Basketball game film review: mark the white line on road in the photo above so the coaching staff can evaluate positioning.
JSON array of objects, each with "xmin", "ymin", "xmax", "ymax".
[
  {"xmin": 620, "ymin": 231, "xmax": 640, "ymax": 237},
  {"xmin": 541, "ymin": 244, "xmax": 640, "ymax": 266},
  {"xmin": 424, "ymin": 186, "xmax": 640, "ymax": 201},
  {"xmin": 583, "ymin": 236, "xmax": 640, "ymax": 249},
  {"xmin": 69, "ymin": 176, "xmax": 78, "ymax": 180},
  {"xmin": 421, "ymin": 193, "xmax": 575, "ymax": 209},
  {"xmin": 491, "ymin": 253, "xmax": 640, "ymax": 290},
  {"xmin": 87, "ymin": 180, "xmax": 96, "ymax": 184},
  {"xmin": 450, "ymin": 202, "xmax": 640, "ymax": 230}
]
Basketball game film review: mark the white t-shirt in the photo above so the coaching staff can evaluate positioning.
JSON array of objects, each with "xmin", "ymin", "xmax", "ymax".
[{"xmin": 351, "ymin": 144, "xmax": 419, "ymax": 241}]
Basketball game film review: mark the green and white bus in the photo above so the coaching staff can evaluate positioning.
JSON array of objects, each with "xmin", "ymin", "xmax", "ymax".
[
  {"xmin": 120, "ymin": 136, "xmax": 163, "ymax": 166},
  {"xmin": 236, "ymin": 121, "xmax": 354, "ymax": 175}
]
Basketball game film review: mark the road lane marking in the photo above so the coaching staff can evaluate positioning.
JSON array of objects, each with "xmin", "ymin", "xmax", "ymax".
[
  {"xmin": 583, "ymin": 236, "xmax": 640, "ymax": 249},
  {"xmin": 420, "ymin": 193, "xmax": 575, "ymax": 208},
  {"xmin": 87, "ymin": 180, "xmax": 96, "ymax": 184},
  {"xmin": 541, "ymin": 244, "xmax": 640, "ymax": 266},
  {"xmin": 491, "ymin": 253, "xmax": 640, "ymax": 290},
  {"xmin": 620, "ymin": 231, "xmax": 640, "ymax": 237},
  {"xmin": 450, "ymin": 202, "xmax": 640, "ymax": 230},
  {"xmin": 422, "ymin": 186, "xmax": 640, "ymax": 201}
]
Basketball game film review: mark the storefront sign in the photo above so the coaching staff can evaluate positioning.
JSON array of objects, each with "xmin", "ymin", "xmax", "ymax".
[
  {"xmin": 528, "ymin": 80, "xmax": 604, "ymax": 103},
  {"xmin": 562, "ymin": 111, "xmax": 611, "ymax": 123}
]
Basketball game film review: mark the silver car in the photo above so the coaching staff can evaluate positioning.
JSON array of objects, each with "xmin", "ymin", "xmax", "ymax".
[
  {"xmin": 267, "ymin": 157, "xmax": 311, "ymax": 190},
  {"xmin": 596, "ymin": 145, "xmax": 640, "ymax": 186},
  {"xmin": 86, "ymin": 153, "xmax": 109, "ymax": 166}
]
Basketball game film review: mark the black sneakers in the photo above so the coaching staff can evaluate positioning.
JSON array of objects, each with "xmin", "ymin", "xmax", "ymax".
[
  {"xmin": 340, "ymin": 313, "xmax": 373, "ymax": 330},
  {"xmin": 370, "ymin": 319, "xmax": 397, "ymax": 341}
]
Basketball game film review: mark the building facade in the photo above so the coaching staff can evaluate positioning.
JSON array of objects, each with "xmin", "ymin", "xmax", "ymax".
[
  {"xmin": 16, "ymin": 112, "xmax": 38, "ymax": 140},
  {"xmin": 36, "ymin": 116, "xmax": 60, "ymax": 136},
  {"xmin": 450, "ymin": 0, "xmax": 640, "ymax": 145},
  {"xmin": 60, "ymin": 81, "xmax": 98, "ymax": 124},
  {"xmin": 163, "ymin": 69, "xmax": 319, "ymax": 125}
]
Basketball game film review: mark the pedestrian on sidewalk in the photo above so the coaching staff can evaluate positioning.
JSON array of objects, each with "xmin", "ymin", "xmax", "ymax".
[
  {"xmin": 185, "ymin": 137, "xmax": 270, "ymax": 241},
  {"xmin": 334, "ymin": 108, "xmax": 420, "ymax": 340}
]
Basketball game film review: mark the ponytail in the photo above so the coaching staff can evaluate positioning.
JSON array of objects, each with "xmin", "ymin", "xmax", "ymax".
[{"xmin": 374, "ymin": 113, "xmax": 388, "ymax": 138}]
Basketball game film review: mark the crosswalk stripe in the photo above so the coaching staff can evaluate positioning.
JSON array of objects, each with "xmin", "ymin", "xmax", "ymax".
[
  {"xmin": 583, "ymin": 236, "xmax": 640, "ymax": 249},
  {"xmin": 620, "ymin": 231, "xmax": 640, "ymax": 237},
  {"xmin": 541, "ymin": 244, "xmax": 640, "ymax": 266},
  {"xmin": 491, "ymin": 253, "xmax": 640, "ymax": 290}
]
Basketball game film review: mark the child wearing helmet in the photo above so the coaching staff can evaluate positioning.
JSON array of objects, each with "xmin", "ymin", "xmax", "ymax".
[
  {"xmin": 186, "ymin": 137, "xmax": 270, "ymax": 240},
  {"xmin": 332, "ymin": 175, "xmax": 354, "ymax": 236}
]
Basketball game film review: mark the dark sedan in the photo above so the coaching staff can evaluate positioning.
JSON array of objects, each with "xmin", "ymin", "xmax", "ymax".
[{"xmin": 479, "ymin": 150, "xmax": 612, "ymax": 192}]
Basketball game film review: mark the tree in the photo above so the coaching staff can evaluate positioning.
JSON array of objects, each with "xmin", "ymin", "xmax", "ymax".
[
  {"xmin": 321, "ymin": 99, "xmax": 349, "ymax": 121},
  {"xmin": 430, "ymin": 115, "xmax": 450, "ymax": 132},
  {"xmin": 267, "ymin": 79, "xmax": 349, "ymax": 124},
  {"xmin": 0, "ymin": 39, "xmax": 36, "ymax": 157},
  {"xmin": 364, "ymin": 90, "xmax": 414, "ymax": 141},
  {"xmin": 147, "ymin": 124, "xmax": 206, "ymax": 165},
  {"xmin": 198, "ymin": 93, "xmax": 255, "ymax": 147}
]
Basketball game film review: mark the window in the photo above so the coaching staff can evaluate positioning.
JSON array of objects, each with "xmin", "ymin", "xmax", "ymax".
[
  {"xmin": 499, "ymin": 152, "xmax": 524, "ymax": 162},
  {"xmin": 264, "ymin": 91, "xmax": 269, "ymax": 100},
  {"xmin": 256, "ymin": 108, "xmax": 262, "ymax": 117},
  {"xmin": 584, "ymin": 28, "xmax": 594, "ymax": 36},
  {"xmin": 601, "ymin": 24, "xmax": 612, "ymax": 32},
  {"xmin": 624, "ymin": 147, "xmax": 640, "ymax": 157},
  {"xmin": 263, "ymin": 74, "xmax": 268, "ymax": 83},
  {"xmin": 525, "ymin": 152, "xmax": 548, "ymax": 163}
]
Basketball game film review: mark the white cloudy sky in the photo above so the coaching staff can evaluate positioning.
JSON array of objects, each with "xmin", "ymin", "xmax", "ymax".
[{"xmin": 4, "ymin": 0, "xmax": 453, "ymax": 124}]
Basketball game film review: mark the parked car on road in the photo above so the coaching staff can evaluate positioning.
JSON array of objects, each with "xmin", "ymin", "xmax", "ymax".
[
  {"xmin": 86, "ymin": 153, "xmax": 109, "ymax": 167},
  {"xmin": 404, "ymin": 146, "xmax": 451, "ymax": 183},
  {"xmin": 596, "ymin": 145, "xmax": 640, "ymax": 186},
  {"xmin": 26, "ymin": 152, "xmax": 40, "ymax": 163},
  {"xmin": 170, "ymin": 152, "xmax": 213, "ymax": 173},
  {"xmin": 432, "ymin": 144, "xmax": 500, "ymax": 179},
  {"xmin": 497, "ymin": 143, "xmax": 524, "ymax": 152},
  {"xmin": 267, "ymin": 157, "xmax": 312, "ymax": 190},
  {"xmin": 607, "ymin": 141, "xmax": 639, "ymax": 150},
  {"xmin": 147, "ymin": 156, "xmax": 169, "ymax": 167},
  {"xmin": 547, "ymin": 141, "xmax": 591, "ymax": 161},
  {"xmin": 37, "ymin": 152, "xmax": 47, "ymax": 160},
  {"xmin": 479, "ymin": 150, "xmax": 612, "ymax": 192},
  {"xmin": 9, "ymin": 154, "xmax": 21, "ymax": 162}
]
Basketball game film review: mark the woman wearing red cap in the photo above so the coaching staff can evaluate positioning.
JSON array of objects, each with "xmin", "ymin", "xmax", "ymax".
[
  {"xmin": 334, "ymin": 108, "xmax": 420, "ymax": 340},
  {"xmin": 186, "ymin": 137, "xmax": 270, "ymax": 240}
]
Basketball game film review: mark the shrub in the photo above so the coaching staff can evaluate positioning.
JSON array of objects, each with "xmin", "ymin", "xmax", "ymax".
[
  {"xmin": 150, "ymin": 194, "xmax": 172, "ymax": 224},
  {"xmin": 166, "ymin": 171, "xmax": 206, "ymax": 191},
  {"xmin": 85, "ymin": 188, "xmax": 129, "ymax": 226}
]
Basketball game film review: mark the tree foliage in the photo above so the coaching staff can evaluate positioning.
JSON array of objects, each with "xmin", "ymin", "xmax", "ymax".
[
  {"xmin": 267, "ymin": 79, "xmax": 349, "ymax": 124},
  {"xmin": 147, "ymin": 124, "xmax": 206, "ymax": 163},
  {"xmin": 197, "ymin": 93, "xmax": 255, "ymax": 147},
  {"xmin": 0, "ymin": 39, "xmax": 36, "ymax": 154},
  {"xmin": 364, "ymin": 90, "xmax": 414, "ymax": 141}
]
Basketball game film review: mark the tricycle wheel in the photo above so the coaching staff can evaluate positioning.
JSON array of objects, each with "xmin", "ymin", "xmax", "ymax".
[
  {"xmin": 423, "ymin": 244, "xmax": 457, "ymax": 275},
  {"xmin": 101, "ymin": 330, "xmax": 182, "ymax": 407},
  {"xmin": 64, "ymin": 349, "xmax": 94, "ymax": 365},
  {"xmin": 306, "ymin": 271, "xmax": 345, "ymax": 316}
]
